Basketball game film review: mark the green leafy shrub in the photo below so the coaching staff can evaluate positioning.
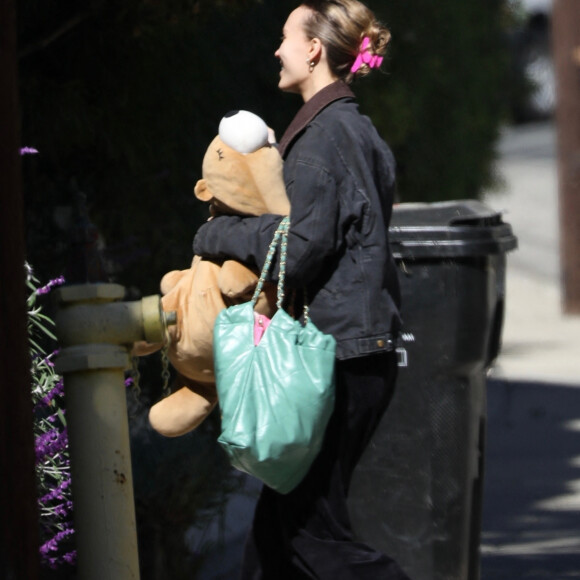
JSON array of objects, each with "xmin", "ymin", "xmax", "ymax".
[
  {"xmin": 358, "ymin": 0, "xmax": 510, "ymax": 201},
  {"xmin": 19, "ymin": 0, "xmax": 511, "ymax": 286}
]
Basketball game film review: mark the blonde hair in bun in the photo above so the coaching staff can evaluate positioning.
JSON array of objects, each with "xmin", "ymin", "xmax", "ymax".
[{"xmin": 301, "ymin": 0, "xmax": 391, "ymax": 83}]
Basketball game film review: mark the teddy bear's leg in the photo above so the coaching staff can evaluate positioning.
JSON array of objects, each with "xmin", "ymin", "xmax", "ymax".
[{"xmin": 148, "ymin": 376, "xmax": 218, "ymax": 437}]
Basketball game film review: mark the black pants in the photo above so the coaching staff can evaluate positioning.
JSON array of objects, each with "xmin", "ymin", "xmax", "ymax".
[{"xmin": 240, "ymin": 352, "xmax": 411, "ymax": 580}]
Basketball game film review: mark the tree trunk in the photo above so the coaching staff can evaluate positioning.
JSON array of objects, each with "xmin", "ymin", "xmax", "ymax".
[
  {"xmin": 553, "ymin": 0, "xmax": 580, "ymax": 313},
  {"xmin": 0, "ymin": 0, "xmax": 40, "ymax": 577}
]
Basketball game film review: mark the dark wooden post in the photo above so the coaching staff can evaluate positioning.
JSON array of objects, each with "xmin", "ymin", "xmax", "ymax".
[
  {"xmin": 553, "ymin": 0, "xmax": 580, "ymax": 313},
  {"xmin": 0, "ymin": 0, "xmax": 40, "ymax": 577}
]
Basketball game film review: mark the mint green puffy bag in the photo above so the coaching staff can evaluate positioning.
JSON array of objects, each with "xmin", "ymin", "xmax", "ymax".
[{"xmin": 213, "ymin": 217, "xmax": 336, "ymax": 494}]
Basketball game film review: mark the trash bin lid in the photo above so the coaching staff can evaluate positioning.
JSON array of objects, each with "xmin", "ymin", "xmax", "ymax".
[{"xmin": 389, "ymin": 200, "xmax": 518, "ymax": 258}]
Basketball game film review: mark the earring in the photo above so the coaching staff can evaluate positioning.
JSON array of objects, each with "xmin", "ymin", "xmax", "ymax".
[{"xmin": 306, "ymin": 58, "xmax": 315, "ymax": 72}]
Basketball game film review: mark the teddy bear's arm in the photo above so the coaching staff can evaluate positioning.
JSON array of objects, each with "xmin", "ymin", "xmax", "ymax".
[
  {"xmin": 131, "ymin": 340, "xmax": 164, "ymax": 357},
  {"xmin": 217, "ymin": 259, "xmax": 259, "ymax": 298},
  {"xmin": 149, "ymin": 377, "xmax": 218, "ymax": 437}
]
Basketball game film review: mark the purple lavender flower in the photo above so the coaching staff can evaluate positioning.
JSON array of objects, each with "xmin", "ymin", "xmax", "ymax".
[
  {"xmin": 39, "ymin": 479, "xmax": 71, "ymax": 505},
  {"xmin": 29, "ymin": 267, "xmax": 75, "ymax": 570},
  {"xmin": 40, "ymin": 378, "xmax": 65, "ymax": 408},
  {"xmin": 36, "ymin": 275, "xmax": 66, "ymax": 295},
  {"xmin": 20, "ymin": 146, "xmax": 39, "ymax": 155},
  {"xmin": 40, "ymin": 526, "xmax": 75, "ymax": 568},
  {"xmin": 35, "ymin": 428, "xmax": 69, "ymax": 463}
]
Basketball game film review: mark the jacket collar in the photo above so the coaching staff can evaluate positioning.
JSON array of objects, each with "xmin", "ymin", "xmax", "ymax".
[{"xmin": 278, "ymin": 80, "xmax": 355, "ymax": 158}]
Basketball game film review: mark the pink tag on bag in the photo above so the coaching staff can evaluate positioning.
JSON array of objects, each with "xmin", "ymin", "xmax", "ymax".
[{"xmin": 253, "ymin": 313, "xmax": 272, "ymax": 345}]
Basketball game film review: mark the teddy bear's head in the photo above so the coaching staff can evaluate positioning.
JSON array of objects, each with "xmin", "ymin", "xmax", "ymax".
[{"xmin": 194, "ymin": 110, "xmax": 289, "ymax": 216}]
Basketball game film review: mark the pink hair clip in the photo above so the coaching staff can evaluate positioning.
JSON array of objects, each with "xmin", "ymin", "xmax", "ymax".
[{"xmin": 350, "ymin": 36, "xmax": 383, "ymax": 74}]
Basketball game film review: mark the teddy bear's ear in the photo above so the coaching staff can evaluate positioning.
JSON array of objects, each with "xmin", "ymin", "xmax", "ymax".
[
  {"xmin": 219, "ymin": 110, "xmax": 269, "ymax": 154},
  {"xmin": 194, "ymin": 179, "xmax": 213, "ymax": 201}
]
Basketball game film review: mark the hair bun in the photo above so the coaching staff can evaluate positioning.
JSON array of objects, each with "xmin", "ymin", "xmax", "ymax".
[{"xmin": 301, "ymin": 0, "xmax": 391, "ymax": 84}]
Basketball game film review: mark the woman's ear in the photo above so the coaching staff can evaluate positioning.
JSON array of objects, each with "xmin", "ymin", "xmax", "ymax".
[
  {"xmin": 308, "ymin": 37, "xmax": 323, "ymax": 64},
  {"xmin": 194, "ymin": 179, "xmax": 212, "ymax": 201}
]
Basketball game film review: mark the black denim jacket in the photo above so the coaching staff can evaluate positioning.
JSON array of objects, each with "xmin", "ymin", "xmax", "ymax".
[{"xmin": 193, "ymin": 81, "xmax": 401, "ymax": 359}]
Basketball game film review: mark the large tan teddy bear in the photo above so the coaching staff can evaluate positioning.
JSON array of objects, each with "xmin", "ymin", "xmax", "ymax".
[{"xmin": 138, "ymin": 111, "xmax": 289, "ymax": 437}]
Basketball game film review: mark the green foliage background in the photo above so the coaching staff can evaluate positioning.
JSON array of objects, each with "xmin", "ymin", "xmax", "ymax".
[
  {"xmin": 19, "ymin": 0, "xmax": 511, "ymax": 293},
  {"xmin": 359, "ymin": 0, "xmax": 510, "ymax": 201}
]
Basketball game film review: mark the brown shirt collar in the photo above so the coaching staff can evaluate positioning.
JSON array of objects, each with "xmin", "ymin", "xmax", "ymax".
[{"xmin": 277, "ymin": 80, "xmax": 356, "ymax": 158}]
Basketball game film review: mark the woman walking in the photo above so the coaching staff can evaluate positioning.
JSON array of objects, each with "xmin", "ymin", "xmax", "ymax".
[{"xmin": 194, "ymin": 2, "xmax": 410, "ymax": 578}]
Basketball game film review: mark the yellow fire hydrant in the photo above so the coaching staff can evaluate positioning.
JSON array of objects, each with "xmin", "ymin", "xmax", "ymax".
[{"xmin": 54, "ymin": 283, "xmax": 175, "ymax": 580}]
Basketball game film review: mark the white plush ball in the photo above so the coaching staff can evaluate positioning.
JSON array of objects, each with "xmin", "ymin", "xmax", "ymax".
[{"xmin": 218, "ymin": 110, "xmax": 269, "ymax": 154}]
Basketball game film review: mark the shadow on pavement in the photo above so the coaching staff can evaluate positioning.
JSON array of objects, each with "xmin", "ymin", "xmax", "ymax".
[{"xmin": 482, "ymin": 379, "xmax": 580, "ymax": 579}]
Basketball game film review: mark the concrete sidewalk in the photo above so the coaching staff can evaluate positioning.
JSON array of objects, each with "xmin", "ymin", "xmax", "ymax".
[
  {"xmin": 480, "ymin": 121, "xmax": 580, "ymax": 579},
  {"xmin": 483, "ymin": 121, "xmax": 580, "ymax": 386}
]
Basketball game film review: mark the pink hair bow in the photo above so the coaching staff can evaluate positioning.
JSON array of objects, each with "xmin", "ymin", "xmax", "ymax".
[{"xmin": 350, "ymin": 36, "xmax": 383, "ymax": 73}]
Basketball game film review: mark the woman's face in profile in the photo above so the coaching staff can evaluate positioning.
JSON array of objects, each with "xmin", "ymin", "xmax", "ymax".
[{"xmin": 274, "ymin": 6, "xmax": 313, "ymax": 96}]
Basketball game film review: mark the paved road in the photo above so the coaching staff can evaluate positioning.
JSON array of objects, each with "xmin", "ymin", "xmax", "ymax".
[
  {"xmin": 482, "ymin": 380, "xmax": 580, "ymax": 579},
  {"xmin": 481, "ymin": 121, "xmax": 580, "ymax": 579}
]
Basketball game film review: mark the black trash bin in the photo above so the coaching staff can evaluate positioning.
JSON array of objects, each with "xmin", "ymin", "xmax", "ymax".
[{"xmin": 348, "ymin": 200, "xmax": 517, "ymax": 580}]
